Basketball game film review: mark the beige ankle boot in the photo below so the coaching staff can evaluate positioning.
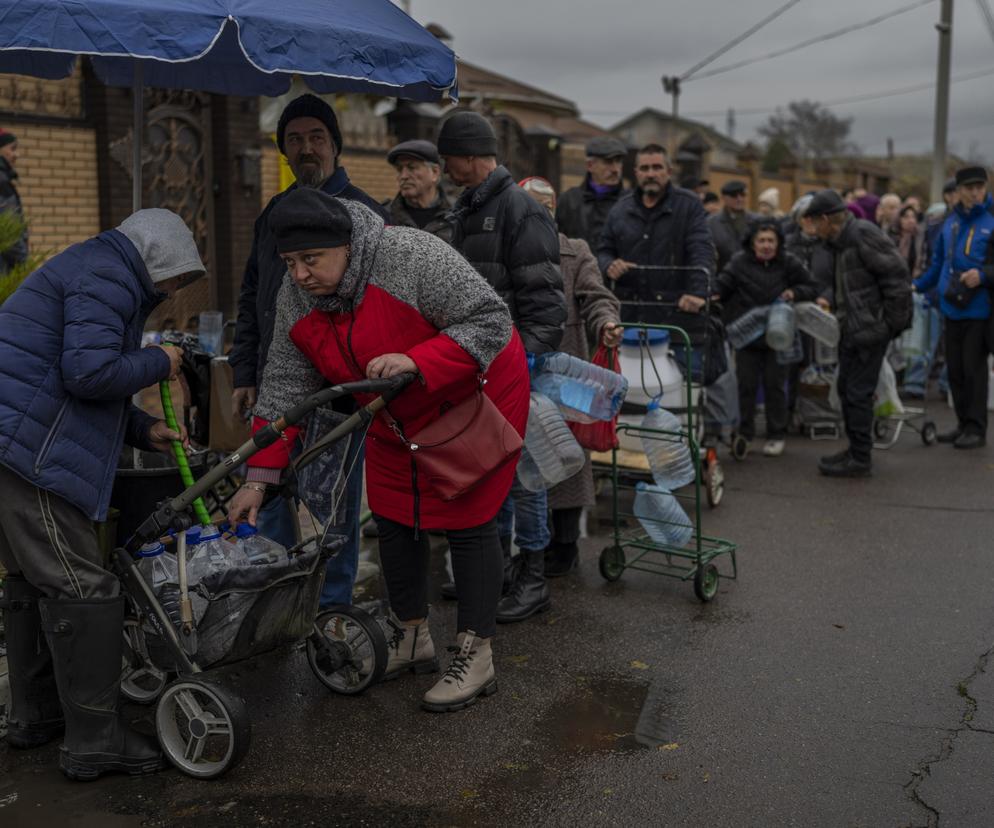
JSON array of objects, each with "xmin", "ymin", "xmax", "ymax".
[
  {"xmin": 382, "ymin": 615, "xmax": 438, "ymax": 680},
  {"xmin": 421, "ymin": 631, "xmax": 497, "ymax": 712}
]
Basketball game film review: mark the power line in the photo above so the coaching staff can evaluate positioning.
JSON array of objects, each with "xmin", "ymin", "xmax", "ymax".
[
  {"xmin": 680, "ymin": 0, "xmax": 804, "ymax": 81},
  {"xmin": 685, "ymin": 0, "xmax": 938, "ymax": 82},
  {"xmin": 975, "ymin": 0, "xmax": 994, "ymax": 43}
]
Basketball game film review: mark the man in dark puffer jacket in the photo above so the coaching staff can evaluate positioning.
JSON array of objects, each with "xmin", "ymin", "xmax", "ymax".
[
  {"xmin": 807, "ymin": 189, "xmax": 912, "ymax": 477},
  {"xmin": 436, "ymin": 110, "xmax": 565, "ymax": 623}
]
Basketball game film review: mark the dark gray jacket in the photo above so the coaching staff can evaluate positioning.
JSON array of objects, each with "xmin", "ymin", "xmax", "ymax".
[
  {"xmin": 828, "ymin": 215, "xmax": 913, "ymax": 347},
  {"xmin": 709, "ymin": 208, "xmax": 758, "ymax": 274},
  {"xmin": 445, "ymin": 165, "xmax": 565, "ymax": 354},
  {"xmin": 555, "ymin": 175, "xmax": 627, "ymax": 251},
  {"xmin": 784, "ymin": 230, "xmax": 834, "ymax": 297},
  {"xmin": 385, "ymin": 188, "xmax": 452, "ymax": 234}
]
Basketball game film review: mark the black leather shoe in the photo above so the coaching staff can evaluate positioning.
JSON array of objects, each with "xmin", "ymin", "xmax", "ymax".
[
  {"xmin": 818, "ymin": 449, "xmax": 850, "ymax": 466},
  {"xmin": 544, "ymin": 542, "xmax": 578, "ymax": 578},
  {"xmin": 818, "ymin": 453, "xmax": 872, "ymax": 478},
  {"xmin": 937, "ymin": 427, "xmax": 963, "ymax": 444},
  {"xmin": 953, "ymin": 432, "xmax": 986, "ymax": 450},
  {"xmin": 496, "ymin": 549, "xmax": 550, "ymax": 624}
]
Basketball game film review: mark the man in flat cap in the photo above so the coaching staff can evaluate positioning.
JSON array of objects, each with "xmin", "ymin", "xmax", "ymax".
[
  {"xmin": 807, "ymin": 188, "xmax": 912, "ymax": 476},
  {"xmin": 913, "ymin": 166, "xmax": 994, "ymax": 449},
  {"xmin": 709, "ymin": 180, "xmax": 757, "ymax": 274},
  {"xmin": 229, "ymin": 93, "xmax": 388, "ymax": 606},
  {"xmin": 384, "ymin": 139, "xmax": 452, "ymax": 233},
  {"xmin": 555, "ymin": 135, "xmax": 629, "ymax": 251}
]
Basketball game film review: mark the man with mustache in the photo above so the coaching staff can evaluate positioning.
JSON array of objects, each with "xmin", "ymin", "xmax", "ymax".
[{"xmin": 229, "ymin": 94, "xmax": 387, "ymax": 606}]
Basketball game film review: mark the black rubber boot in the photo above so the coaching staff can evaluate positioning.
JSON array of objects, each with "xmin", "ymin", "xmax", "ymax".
[
  {"xmin": 39, "ymin": 596, "xmax": 164, "ymax": 781},
  {"xmin": 495, "ymin": 548, "xmax": 550, "ymax": 624},
  {"xmin": 544, "ymin": 541, "xmax": 579, "ymax": 578},
  {"xmin": 442, "ymin": 535, "xmax": 518, "ymax": 600},
  {"xmin": 1, "ymin": 576, "xmax": 64, "ymax": 748}
]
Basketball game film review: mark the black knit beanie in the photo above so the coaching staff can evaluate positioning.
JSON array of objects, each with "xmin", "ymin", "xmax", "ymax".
[
  {"xmin": 0, "ymin": 131, "xmax": 17, "ymax": 149},
  {"xmin": 276, "ymin": 94, "xmax": 343, "ymax": 157},
  {"xmin": 436, "ymin": 111, "xmax": 498, "ymax": 157},
  {"xmin": 269, "ymin": 189, "xmax": 353, "ymax": 253}
]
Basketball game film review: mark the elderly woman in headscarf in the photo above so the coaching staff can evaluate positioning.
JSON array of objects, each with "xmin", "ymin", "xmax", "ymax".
[{"xmin": 227, "ymin": 189, "xmax": 529, "ymax": 713}]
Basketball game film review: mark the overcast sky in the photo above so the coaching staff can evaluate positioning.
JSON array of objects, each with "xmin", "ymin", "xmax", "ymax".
[{"xmin": 404, "ymin": 0, "xmax": 994, "ymax": 161}]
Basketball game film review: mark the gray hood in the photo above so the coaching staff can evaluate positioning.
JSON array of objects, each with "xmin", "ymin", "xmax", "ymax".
[{"xmin": 117, "ymin": 208, "xmax": 205, "ymax": 284}]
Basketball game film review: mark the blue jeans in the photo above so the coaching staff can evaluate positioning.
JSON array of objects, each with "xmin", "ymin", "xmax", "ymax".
[
  {"xmin": 497, "ymin": 477, "xmax": 550, "ymax": 553},
  {"xmin": 902, "ymin": 306, "xmax": 942, "ymax": 396},
  {"xmin": 255, "ymin": 441, "xmax": 364, "ymax": 608}
]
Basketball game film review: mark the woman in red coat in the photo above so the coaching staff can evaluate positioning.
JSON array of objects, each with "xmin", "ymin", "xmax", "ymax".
[{"xmin": 227, "ymin": 189, "xmax": 529, "ymax": 712}]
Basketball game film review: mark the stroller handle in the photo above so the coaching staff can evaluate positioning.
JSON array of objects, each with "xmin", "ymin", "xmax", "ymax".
[{"xmin": 125, "ymin": 372, "xmax": 417, "ymax": 551}]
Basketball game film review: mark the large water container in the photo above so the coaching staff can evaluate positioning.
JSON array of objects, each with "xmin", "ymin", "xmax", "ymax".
[
  {"xmin": 617, "ymin": 329, "xmax": 686, "ymax": 408},
  {"xmin": 765, "ymin": 301, "xmax": 797, "ymax": 351},
  {"xmin": 531, "ymin": 352, "xmax": 628, "ymax": 423},
  {"xmin": 187, "ymin": 524, "xmax": 248, "ymax": 584},
  {"xmin": 232, "ymin": 523, "xmax": 286, "ymax": 565},
  {"xmin": 632, "ymin": 482, "xmax": 693, "ymax": 547},
  {"xmin": 726, "ymin": 305, "xmax": 770, "ymax": 349},
  {"xmin": 640, "ymin": 402, "xmax": 696, "ymax": 490},
  {"xmin": 775, "ymin": 332, "xmax": 804, "ymax": 365},
  {"xmin": 795, "ymin": 302, "xmax": 840, "ymax": 346},
  {"xmin": 517, "ymin": 392, "xmax": 586, "ymax": 492}
]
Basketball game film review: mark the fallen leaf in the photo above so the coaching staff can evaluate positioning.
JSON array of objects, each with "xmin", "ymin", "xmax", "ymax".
[
  {"xmin": 659, "ymin": 742, "xmax": 680, "ymax": 751},
  {"xmin": 507, "ymin": 655, "xmax": 530, "ymax": 666},
  {"xmin": 832, "ymin": 624, "xmax": 845, "ymax": 630},
  {"xmin": 602, "ymin": 788, "xmax": 614, "ymax": 796},
  {"xmin": 502, "ymin": 762, "xmax": 529, "ymax": 772},
  {"xmin": 661, "ymin": 772, "xmax": 679, "ymax": 782},
  {"xmin": 630, "ymin": 660, "xmax": 650, "ymax": 670},
  {"xmin": 460, "ymin": 789, "xmax": 479, "ymax": 800},
  {"xmin": 702, "ymin": 772, "xmax": 711, "ymax": 783}
]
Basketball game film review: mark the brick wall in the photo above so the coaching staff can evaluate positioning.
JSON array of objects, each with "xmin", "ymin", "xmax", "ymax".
[
  {"xmin": 260, "ymin": 146, "xmax": 398, "ymax": 206},
  {"xmin": 6, "ymin": 122, "xmax": 100, "ymax": 255},
  {"xmin": 260, "ymin": 142, "xmax": 281, "ymax": 208}
]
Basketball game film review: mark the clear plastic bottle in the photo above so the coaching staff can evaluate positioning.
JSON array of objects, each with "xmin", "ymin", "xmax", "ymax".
[
  {"xmin": 233, "ymin": 524, "xmax": 285, "ymax": 565},
  {"xmin": 640, "ymin": 402, "xmax": 696, "ymax": 490},
  {"xmin": 765, "ymin": 301, "xmax": 796, "ymax": 351},
  {"xmin": 775, "ymin": 331, "xmax": 804, "ymax": 365},
  {"xmin": 632, "ymin": 482, "xmax": 693, "ymax": 547},
  {"xmin": 531, "ymin": 352, "xmax": 629, "ymax": 423},
  {"xmin": 795, "ymin": 301, "xmax": 839, "ymax": 346},
  {"xmin": 137, "ymin": 540, "xmax": 177, "ymax": 592},
  {"xmin": 517, "ymin": 392, "xmax": 586, "ymax": 492},
  {"xmin": 726, "ymin": 305, "xmax": 770, "ymax": 349}
]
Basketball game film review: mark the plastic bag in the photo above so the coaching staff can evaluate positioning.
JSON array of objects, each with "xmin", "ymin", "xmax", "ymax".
[
  {"xmin": 873, "ymin": 360, "xmax": 905, "ymax": 418},
  {"xmin": 567, "ymin": 345, "xmax": 620, "ymax": 452}
]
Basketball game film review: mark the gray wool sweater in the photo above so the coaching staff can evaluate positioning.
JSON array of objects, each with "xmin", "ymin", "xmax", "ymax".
[{"xmin": 254, "ymin": 199, "xmax": 513, "ymax": 422}]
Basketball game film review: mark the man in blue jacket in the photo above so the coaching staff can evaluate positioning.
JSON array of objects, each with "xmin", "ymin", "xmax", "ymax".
[
  {"xmin": 914, "ymin": 166, "xmax": 994, "ymax": 449},
  {"xmin": 0, "ymin": 208, "xmax": 203, "ymax": 779},
  {"xmin": 228, "ymin": 94, "xmax": 387, "ymax": 607}
]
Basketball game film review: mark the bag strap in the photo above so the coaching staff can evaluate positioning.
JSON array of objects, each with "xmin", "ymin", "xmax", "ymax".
[{"xmin": 386, "ymin": 377, "xmax": 487, "ymax": 450}]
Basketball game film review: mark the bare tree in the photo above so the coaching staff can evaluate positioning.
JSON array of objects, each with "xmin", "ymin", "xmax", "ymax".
[{"xmin": 759, "ymin": 100, "xmax": 857, "ymax": 161}]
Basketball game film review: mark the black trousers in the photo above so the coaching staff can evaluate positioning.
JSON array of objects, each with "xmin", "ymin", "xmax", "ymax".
[
  {"xmin": 374, "ymin": 514, "xmax": 502, "ymax": 639},
  {"xmin": 736, "ymin": 347, "xmax": 788, "ymax": 440},
  {"xmin": 550, "ymin": 507, "xmax": 582, "ymax": 545},
  {"xmin": 837, "ymin": 339, "xmax": 888, "ymax": 463},
  {"xmin": 945, "ymin": 318, "xmax": 989, "ymax": 436}
]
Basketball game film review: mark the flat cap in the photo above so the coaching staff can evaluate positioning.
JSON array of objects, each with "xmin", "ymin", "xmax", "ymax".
[
  {"xmin": 269, "ymin": 188, "xmax": 353, "ymax": 254},
  {"xmin": 804, "ymin": 189, "xmax": 847, "ymax": 217},
  {"xmin": 720, "ymin": 180, "xmax": 746, "ymax": 196},
  {"xmin": 955, "ymin": 166, "xmax": 988, "ymax": 187},
  {"xmin": 585, "ymin": 136, "xmax": 627, "ymax": 158},
  {"xmin": 387, "ymin": 139, "xmax": 439, "ymax": 166}
]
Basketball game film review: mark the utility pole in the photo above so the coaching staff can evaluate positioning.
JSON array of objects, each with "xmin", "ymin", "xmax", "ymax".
[
  {"xmin": 662, "ymin": 75, "xmax": 681, "ymax": 121},
  {"xmin": 930, "ymin": 0, "xmax": 953, "ymax": 203},
  {"xmin": 726, "ymin": 108, "xmax": 736, "ymax": 140}
]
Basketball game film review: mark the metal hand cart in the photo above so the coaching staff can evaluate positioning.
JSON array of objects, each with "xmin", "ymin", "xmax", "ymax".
[
  {"xmin": 596, "ymin": 321, "xmax": 738, "ymax": 602},
  {"xmin": 114, "ymin": 373, "xmax": 415, "ymax": 779}
]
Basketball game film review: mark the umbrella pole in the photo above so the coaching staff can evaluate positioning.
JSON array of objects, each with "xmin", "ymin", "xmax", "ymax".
[{"xmin": 132, "ymin": 63, "xmax": 143, "ymax": 213}]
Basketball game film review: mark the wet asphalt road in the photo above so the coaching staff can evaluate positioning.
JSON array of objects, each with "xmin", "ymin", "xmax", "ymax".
[{"xmin": 2, "ymin": 401, "xmax": 994, "ymax": 828}]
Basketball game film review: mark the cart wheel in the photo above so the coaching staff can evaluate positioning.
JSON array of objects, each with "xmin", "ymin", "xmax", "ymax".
[
  {"xmin": 598, "ymin": 546, "xmax": 626, "ymax": 582},
  {"xmin": 731, "ymin": 433, "xmax": 750, "ymax": 461},
  {"xmin": 307, "ymin": 606, "xmax": 387, "ymax": 695},
  {"xmin": 873, "ymin": 419, "xmax": 889, "ymax": 440},
  {"xmin": 704, "ymin": 454, "xmax": 724, "ymax": 509},
  {"xmin": 120, "ymin": 628, "xmax": 167, "ymax": 704},
  {"xmin": 921, "ymin": 421, "xmax": 937, "ymax": 446},
  {"xmin": 693, "ymin": 563, "xmax": 719, "ymax": 602},
  {"xmin": 155, "ymin": 679, "xmax": 250, "ymax": 779}
]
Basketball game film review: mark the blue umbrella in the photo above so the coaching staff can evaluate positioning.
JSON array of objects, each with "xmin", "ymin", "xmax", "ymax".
[{"xmin": 0, "ymin": 0, "xmax": 457, "ymax": 207}]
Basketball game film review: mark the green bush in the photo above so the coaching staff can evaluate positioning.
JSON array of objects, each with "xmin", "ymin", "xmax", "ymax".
[{"xmin": 0, "ymin": 211, "xmax": 46, "ymax": 307}]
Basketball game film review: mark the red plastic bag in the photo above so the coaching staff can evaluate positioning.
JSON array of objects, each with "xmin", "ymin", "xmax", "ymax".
[{"xmin": 567, "ymin": 345, "xmax": 620, "ymax": 452}]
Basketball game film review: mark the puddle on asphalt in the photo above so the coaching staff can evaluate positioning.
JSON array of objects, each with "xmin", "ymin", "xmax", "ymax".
[{"xmin": 537, "ymin": 675, "xmax": 678, "ymax": 753}]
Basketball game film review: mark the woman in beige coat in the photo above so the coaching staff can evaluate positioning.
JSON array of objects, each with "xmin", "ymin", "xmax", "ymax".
[{"xmin": 520, "ymin": 177, "xmax": 622, "ymax": 576}]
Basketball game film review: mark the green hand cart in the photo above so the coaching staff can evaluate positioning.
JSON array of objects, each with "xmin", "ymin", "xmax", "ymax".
[{"xmin": 598, "ymin": 321, "xmax": 738, "ymax": 602}]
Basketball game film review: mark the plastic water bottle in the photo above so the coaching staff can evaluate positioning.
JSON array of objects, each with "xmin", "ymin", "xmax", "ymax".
[
  {"xmin": 137, "ymin": 540, "xmax": 177, "ymax": 592},
  {"xmin": 726, "ymin": 305, "xmax": 770, "ymax": 349},
  {"xmin": 795, "ymin": 302, "xmax": 840, "ymax": 346},
  {"xmin": 187, "ymin": 524, "xmax": 247, "ymax": 584},
  {"xmin": 517, "ymin": 392, "xmax": 586, "ymax": 491},
  {"xmin": 531, "ymin": 352, "xmax": 629, "ymax": 423},
  {"xmin": 775, "ymin": 331, "xmax": 804, "ymax": 365},
  {"xmin": 632, "ymin": 482, "xmax": 693, "ymax": 547},
  {"xmin": 765, "ymin": 301, "xmax": 797, "ymax": 351},
  {"xmin": 640, "ymin": 402, "xmax": 695, "ymax": 490},
  {"xmin": 232, "ymin": 524, "xmax": 285, "ymax": 565}
]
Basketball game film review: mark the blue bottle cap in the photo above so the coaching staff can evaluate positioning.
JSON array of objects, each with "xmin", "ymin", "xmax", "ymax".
[
  {"xmin": 137, "ymin": 541, "xmax": 165, "ymax": 558},
  {"xmin": 235, "ymin": 524, "xmax": 258, "ymax": 538}
]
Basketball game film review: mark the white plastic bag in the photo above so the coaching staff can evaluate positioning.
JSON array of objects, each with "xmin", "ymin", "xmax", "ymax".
[{"xmin": 873, "ymin": 360, "xmax": 905, "ymax": 418}]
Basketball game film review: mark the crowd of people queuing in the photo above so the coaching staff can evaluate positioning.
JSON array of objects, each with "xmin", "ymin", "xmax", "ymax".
[{"xmin": 0, "ymin": 92, "xmax": 990, "ymax": 781}]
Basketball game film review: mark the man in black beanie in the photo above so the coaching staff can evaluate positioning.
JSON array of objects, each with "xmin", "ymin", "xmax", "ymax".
[
  {"xmin": 229, "ymin": 93, "xmax": 387, "ymax": 604},
  {"xmin": 435, "ymin": 109, "xmax": 566, "ymax": 625}
]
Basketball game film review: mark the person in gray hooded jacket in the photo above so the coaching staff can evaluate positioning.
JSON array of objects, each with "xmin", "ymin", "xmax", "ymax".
[{"xmin": 0, "ymin": 208, "xmax": 204, "ymax": 779}]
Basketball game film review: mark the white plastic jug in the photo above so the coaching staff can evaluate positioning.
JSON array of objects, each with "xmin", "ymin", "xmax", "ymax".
[
  {"xmin": 632, "ymin": 482, "xmax": 693, "ymax": 547},
  {"xmin": 531, "ymin": 352, "xmax": 628, "ymax": 423},
  {"xmin": 617, "ymin": 330, "xmax": 686, "ymax": 408},
  {"xmin": 640, "ymin": 403, "xmax": 696, "ymax": 490}
]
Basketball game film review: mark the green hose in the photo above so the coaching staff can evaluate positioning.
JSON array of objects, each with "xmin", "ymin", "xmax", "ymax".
[{"xmin": 159, "ymin": 380, "xmax": 212, "ymax": 527}]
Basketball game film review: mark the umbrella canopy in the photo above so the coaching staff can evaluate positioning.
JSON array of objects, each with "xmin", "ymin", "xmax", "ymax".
[{"xmin": 0, "ymin": 0, "xmax": 457, "ymax": 100}]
